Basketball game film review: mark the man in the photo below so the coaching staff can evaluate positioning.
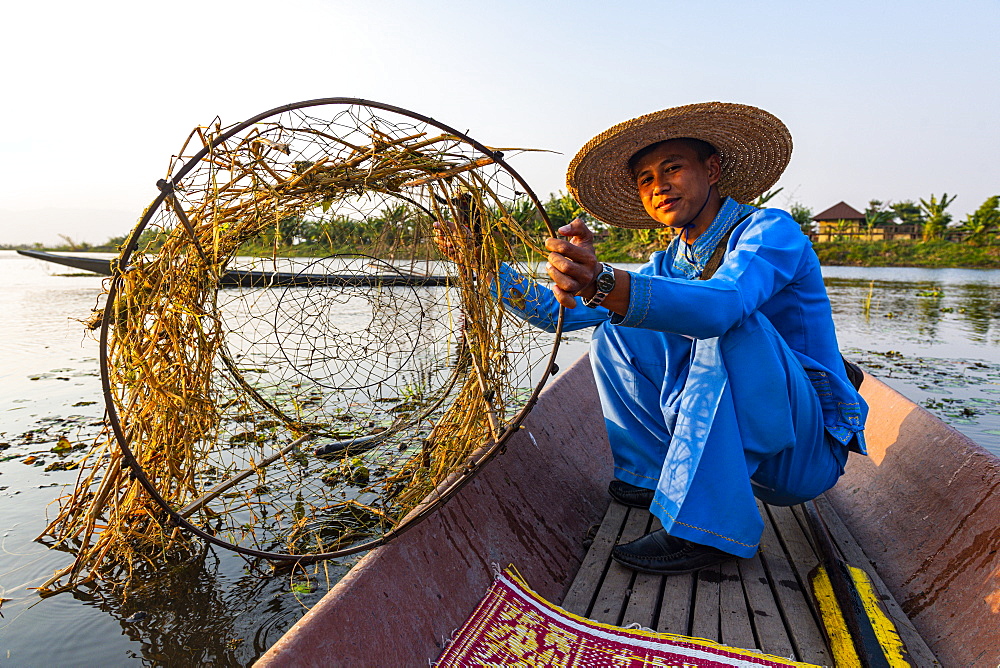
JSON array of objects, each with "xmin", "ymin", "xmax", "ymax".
[{"xmin": 444, "ymin": 102, "xmax": 867, "ymax": 574}]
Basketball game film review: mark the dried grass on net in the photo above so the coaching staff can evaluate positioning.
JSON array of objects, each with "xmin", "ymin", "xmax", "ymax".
[{"xmin": 37, "ymin": 101, "xmax": 560, "ymax": 593}]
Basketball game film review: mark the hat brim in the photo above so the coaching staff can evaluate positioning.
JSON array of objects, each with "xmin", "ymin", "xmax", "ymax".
[{"xmin": 566, "ymin": 102, "xmax": 792, "ymax": 229}]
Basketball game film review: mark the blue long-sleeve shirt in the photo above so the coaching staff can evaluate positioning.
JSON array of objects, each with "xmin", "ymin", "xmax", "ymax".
[{"xmin": 496, "ymin": 197, "xmax": 867, "ymax": 452}]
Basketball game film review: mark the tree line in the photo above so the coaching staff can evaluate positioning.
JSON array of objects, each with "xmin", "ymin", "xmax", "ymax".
[{"xmin": 18, "ymin": 191, "xmax": 999, "ymax": 256}]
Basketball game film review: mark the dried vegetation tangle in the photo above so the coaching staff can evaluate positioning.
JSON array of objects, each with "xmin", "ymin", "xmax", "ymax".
[{"xmin": 38, "ymin": 100, "xmax": 560, "ymax": 592}]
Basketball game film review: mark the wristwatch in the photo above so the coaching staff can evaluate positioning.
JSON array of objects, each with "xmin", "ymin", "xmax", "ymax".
[{"xmin": 583, "ymin": 263, "xmax": 616, "ymax": 308}]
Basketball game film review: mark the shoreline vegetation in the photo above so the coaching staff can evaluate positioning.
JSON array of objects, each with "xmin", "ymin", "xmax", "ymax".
[
  {"xmin": 4, "ymin": 191, "xmax": 1000, "ymax": 269},
  {"xmin": 812, "ymin": 240, "xmax": 1000, "ymax": 269},
  {"xmin": 10, "ymin": 239, "xmax": 1000, "ymax": 270},
  {"xmin": 596, "ymin": 239, "xmax": 1000, "ymax": 269}
]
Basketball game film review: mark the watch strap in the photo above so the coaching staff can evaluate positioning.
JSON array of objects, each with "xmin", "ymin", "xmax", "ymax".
[{"xmin": 583, "ymin": 263, "xmax": 615, "ymax": 308}]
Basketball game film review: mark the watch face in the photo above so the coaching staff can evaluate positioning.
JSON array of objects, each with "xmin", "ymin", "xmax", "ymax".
[{"xmin": 596, "ymin": 266, "xmax": 615, "ymax": 292}]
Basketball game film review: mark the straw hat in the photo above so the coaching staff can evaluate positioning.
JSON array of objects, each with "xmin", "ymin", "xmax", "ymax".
[{"xmin": 566, "ymin": 102, "xmax": 792, "ymax": 229}]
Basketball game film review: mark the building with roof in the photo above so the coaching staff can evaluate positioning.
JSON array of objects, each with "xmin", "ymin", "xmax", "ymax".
[
  {"xmin": 812, "ymin": 202, "xmax": 865, "ymax": 242},
  {"xmin": 811, "ymin": 201, "xmax": 920, "ymax": 242}
]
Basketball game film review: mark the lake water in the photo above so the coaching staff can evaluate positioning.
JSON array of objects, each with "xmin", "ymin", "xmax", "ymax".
[{"xmin": 1, "ymin": 251, "xmax": 999, "ymax": 665}]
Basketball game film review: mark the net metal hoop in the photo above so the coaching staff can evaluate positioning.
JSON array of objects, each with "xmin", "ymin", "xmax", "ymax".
[{"xmin": 99, "ymin": 98, "xmax": 565, "ymax": 562}]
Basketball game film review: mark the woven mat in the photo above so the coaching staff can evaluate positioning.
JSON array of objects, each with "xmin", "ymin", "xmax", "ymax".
[{"xmin": 435, "ymin": 567, "xmax": 818, "ymax": 667}]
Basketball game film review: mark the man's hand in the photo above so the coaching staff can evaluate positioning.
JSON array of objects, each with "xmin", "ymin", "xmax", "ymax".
[{"xmin": 546, "ymin": 218, "xmax": 600, "ymax": 309}]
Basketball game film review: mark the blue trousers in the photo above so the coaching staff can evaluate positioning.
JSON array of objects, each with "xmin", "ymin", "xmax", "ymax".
[{"xmin": 590, "ymin": 312, "xmax": 848, "ymax": 558}]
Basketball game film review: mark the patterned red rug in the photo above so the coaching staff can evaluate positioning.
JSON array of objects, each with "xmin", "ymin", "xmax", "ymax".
[{"xmin": 435, "ymin": 567, "xmax": 819, "ymax": 667}]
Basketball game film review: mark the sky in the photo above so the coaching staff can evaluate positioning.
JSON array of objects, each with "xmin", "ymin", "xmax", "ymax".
[{"xmin": 1, "ymin": 0, "xmax": 998, "ymax": 246}]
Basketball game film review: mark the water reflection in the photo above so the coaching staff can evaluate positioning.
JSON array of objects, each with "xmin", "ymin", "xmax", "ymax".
[
  {"xmin": 820, "ymin": 266, "xmax": 1000, "ymax": 456},
  {"xmin": 45, "ymin": 544, "xmax": 357, "ymax": 666},
  {"xmin": 955, "ymin": 282, "xmax": 1000, "ymax": 342},
  {"xmin": 820, "ymin": 268, "xmax": 1000, "ymax": 358}
]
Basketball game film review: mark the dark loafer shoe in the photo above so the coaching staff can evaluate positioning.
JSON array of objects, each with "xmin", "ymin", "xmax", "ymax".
[
  {"xmin": 611, "ymin": 528, "xmax": 735, "ymax": 575},
  {"xmin": 608, "ymin": 480, "xmax": 655, "ymax": 508}
]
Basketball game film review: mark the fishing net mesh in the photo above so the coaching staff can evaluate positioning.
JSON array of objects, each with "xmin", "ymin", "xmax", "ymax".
[{"xmin": 39, "ymin": 101, "xmax": 559, "ymax": 588}]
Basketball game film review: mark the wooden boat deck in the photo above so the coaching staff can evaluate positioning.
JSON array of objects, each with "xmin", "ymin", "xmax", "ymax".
[{"xmin": 560, "ymin": 494, "xmax": 937, "ymax": 666}]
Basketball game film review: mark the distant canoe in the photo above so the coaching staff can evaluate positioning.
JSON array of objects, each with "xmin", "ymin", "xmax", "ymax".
[{"xmin": 16, "ymin": 249, "xmax": 452, "ymax": 288}]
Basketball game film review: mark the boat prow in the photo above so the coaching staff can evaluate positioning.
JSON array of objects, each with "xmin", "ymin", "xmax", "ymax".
[{"xmin": 17, "ymin": 249, "xmax": 115, "ymax": 275}]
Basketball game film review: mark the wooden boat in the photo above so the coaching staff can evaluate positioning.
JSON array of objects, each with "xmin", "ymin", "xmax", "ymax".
[
  {"xmin": 250, "ymin": 353, "xmax": 1000, "ymax": 665},
  {"xmin": 252, "ymin": 352, "xmax": 1000, "ymax": 666},
  {"xmin": 16, "ymin": 249, "xmax": 451, "ymax": 288}
]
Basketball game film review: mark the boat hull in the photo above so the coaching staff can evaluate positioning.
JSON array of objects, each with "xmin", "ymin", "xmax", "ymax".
[
  {"xmin": 16, "ymin": 249, "xmax": 451, "ymax": 287},
  {"xmin": 256, "ymin": 357, "xmax": 999, "ymax": 666},
  {"xmin": 827, "ymin": 374, "xmax": 1000, "ymax": 666}
]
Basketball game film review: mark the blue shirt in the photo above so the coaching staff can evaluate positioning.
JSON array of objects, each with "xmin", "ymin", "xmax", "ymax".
[{"xmin": 496, "ymin": 197, "xmax": 867, "ymax": 452}]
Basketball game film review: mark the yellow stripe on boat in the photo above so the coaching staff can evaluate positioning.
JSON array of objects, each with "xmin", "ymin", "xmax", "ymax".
[
  {"xmin": 847, "ymin": 564, "xmax": 909, "ymax": 666},
  {"xmin": 811, "ymin": 566, "xmax": 861, "ymax": 666}
]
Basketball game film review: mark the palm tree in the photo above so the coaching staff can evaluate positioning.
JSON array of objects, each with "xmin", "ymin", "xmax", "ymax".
[
  {"xmin": 371, "ymin": 203, "xmax": 418, "ymax": 252},
  {"xmin": 959, "ymin": 195, "xmax": 1000, "ymax": 245},
  {"xmin": 832, "ymin": 218, "xmax": 854, "ymax": 241},
  {"xmin": 751, "ymin": 188, "xmax": 783, "ymax": 208},
  {"xmin": 503, "ymin": 198, "xmax": 547, "ymax": 237},
  {"xmin": 919, "ymin": 193, "xmax": 957, "ymax": 242},
  {"xmin": 543, "ymin": 191, "xmax": 592, "ymax": 229},
  {"xmin": 863, "ymin": 201, "xmax": 895, "ymax": 241}
]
